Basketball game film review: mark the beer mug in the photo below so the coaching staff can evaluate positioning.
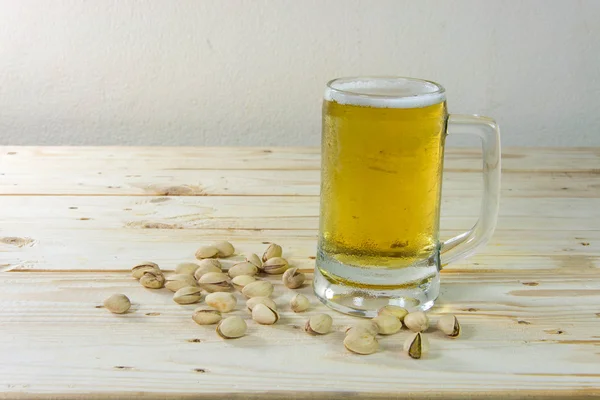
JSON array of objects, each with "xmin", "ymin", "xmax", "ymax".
[{"xmin": 313, "ymin": 77, "xmax": 500, "ymax": 316}]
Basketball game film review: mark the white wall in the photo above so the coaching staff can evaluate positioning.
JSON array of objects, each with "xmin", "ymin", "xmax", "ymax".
[{"xmin": 1, "ymin": 0, "xmax": 599, "ymax": 147}]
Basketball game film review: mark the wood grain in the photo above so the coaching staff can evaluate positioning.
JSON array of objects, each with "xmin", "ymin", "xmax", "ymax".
[{"xmin": 0, "ymin": 146, "xmax": 599, "ymax": 398}]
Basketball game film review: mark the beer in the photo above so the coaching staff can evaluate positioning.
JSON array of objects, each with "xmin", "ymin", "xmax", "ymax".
[{"xmin": 318, "ymin": 88, "xmax": 447, "ymax": 277}]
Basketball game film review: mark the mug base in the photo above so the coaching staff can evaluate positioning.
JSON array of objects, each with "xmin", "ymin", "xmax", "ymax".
[{"xmin": 312, "ymin": 255, "xmax": 440, "ymax": 318}]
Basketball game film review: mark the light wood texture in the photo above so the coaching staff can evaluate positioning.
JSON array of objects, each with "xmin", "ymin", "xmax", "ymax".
[{"xmin": 0, "ymin": 146, "xmax": 599, "ymax": 399}]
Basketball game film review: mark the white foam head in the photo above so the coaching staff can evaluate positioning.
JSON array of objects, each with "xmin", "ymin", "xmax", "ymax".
[{"xmin": 324, "ymin": 77, "xmax": 446, "ymax": 108}]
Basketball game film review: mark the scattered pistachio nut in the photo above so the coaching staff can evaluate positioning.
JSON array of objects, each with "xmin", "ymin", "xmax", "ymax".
[
  {"xmin": 372, "ymin": 314, "xmax": 402, "ymax": 335},
  {"xmin": 437, "ymin": 314, "xmax": 461, "ymax": 337},
  {"xmin": 231, "ymin": 274, "xmax": 257, "ymax": 290},
  {"xmin": 192, "ymin": 307, "xmax": 222, "ymax": 325},
  {"xmin": 282, "ymin": 267, "xmax": 305, "ymax": 289},
  {"xmin": 165, "ymin": 274, "xmax": 199, "ymax": 292},
  {"xmin": 290, "ymin": 293, "xmax": 310, "ymax": 313},
  {"xmin": 245, "ymin": 253, "xmax": 263, "ymax": 268},
  {"xmin": 194, "ymin": 262, "xmax": 222, "ymax": 280},
  {"xmin": 346, "ymin": 320, "xmax": 379, "ymax": 337},
  {"xmin": 205, "ymin": 292, "xmax": 237, "ymax": 313},
  {"xmin": 139, "ymin": 270, "xmax": 165, "ymax": 289},
  {"xmin": 252, "ymin": 303, "xmax": 279, "ymax": 325},
  {"xmin": 404, "ymin": 332, "xmax": 429, "ymax": 359},
  {"xmin": 344, "ymin": 331, "xmax": 379, "ymax": 355},
  {"xmin": 175, "ymin": 262, "xmax": 200, "ymax": 275},
  {"xmin": 241, "ymin": 280, "xmax": 274, "ymax": 298},
  {"xmin": 305, "ymin": 313, "xmax": 332, "ymax": 335},
  {"xmin": 131, "ymin": 262, "xmax": 160, "ymax": 279},
  {"xmin": 173, "ymin": 286, "xmax": 203, "ymax": 304},
  {"xmin": 198, "ymin": 272, "xmax": 232, "ymax": 292},
  {"xmin": 262, "ymin": 257, "xmax": 289, "ymax": 275},
  {"xmin": 262, "ymin": 243, "xmax": 282, "ymax": 262},
  {"xmin": 228, "ymin": 262, "xmax": 258, "ymax": 278},
  {"xmin": 213, "ymin": 241, "xmax": 235, "ymax": 257},
  {"xmin": 404, "ymin": 311, "xmax": 430, "ymax": 332},
  {"xmin": 195, "ymin": 245, "xmax": 219, "ymax": 260},
  {"xmin": 216, "ymin": 316, "xmax": 247, "ymax": 339},
  {"xmin": 103, "ymin": 294, "xmax": 131, "ymax": 314},
  {"xmin": 246, "ymin": 296, "xmax": 277, "ymax": 311},
  {"xmin": 378, "ymin": 305, "xmax": 408, "ymax": 321}
]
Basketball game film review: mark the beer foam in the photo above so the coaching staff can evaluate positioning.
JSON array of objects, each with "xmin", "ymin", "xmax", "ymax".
[{"xmin": 324, "ymin": 77, "xmax": 446, "ymax": 108}]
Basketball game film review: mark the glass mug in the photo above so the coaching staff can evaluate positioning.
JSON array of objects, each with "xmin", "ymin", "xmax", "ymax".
[{"xmin": 313, "ymin": 77, "xmax": 500, "ymax": 317}]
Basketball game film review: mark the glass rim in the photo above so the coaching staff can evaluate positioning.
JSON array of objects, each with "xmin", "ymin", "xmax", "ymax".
[{"xmin": 326, "ymin": 76, "xmax": 446, "ymax": 99}]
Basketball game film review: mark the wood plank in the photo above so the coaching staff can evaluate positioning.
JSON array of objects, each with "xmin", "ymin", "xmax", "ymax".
[{"xmin": 0, "ymin": 272, "xmax": 599, "ymax": 398}]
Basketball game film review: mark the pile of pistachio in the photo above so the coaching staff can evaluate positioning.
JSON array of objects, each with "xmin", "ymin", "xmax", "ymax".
[{"xmin": 103, "ymin": 241, "xmax": 460, "ymax": 359}]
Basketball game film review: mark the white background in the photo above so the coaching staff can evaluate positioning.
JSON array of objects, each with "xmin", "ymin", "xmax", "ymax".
[{"xmin": 1, "ymin": 0, "xmax": 599, "ymax": 147}]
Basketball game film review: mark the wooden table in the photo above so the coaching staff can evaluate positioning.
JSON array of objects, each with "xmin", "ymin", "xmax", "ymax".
[{"xmin": 1, "ymin": 147, "xmax": 599, "ymax": 399}]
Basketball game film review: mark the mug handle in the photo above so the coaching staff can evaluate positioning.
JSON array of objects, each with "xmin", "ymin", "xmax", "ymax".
[{"xmin": 440, "ymin": 114, "xmax": 501, "ymax": 266}]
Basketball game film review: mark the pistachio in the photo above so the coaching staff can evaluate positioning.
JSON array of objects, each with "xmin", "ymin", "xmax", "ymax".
[
  {"xmin": 197, "ymin": 272, "xmax": 232, "ymax": 292},
  {"xmin": 205, "ymin": 292, "xmax": 237, "ymax": 313},
  {"xmin": 305, "ymin": 313, "xmax": 332, "ymax": 335},
  {"xmin": 195, "ymin": 245, "xmax": 219, "ymax": 259},
  {"xmin": 216, "ymin": 316, "xmax": 247, "ymax": 339},
  {"xmin": 261, "ymin": 257, "xmax": 289, "ymax": 275},
  {"xmin": 194, "ymin": 262, "xmax": 222, "ymax": 281},
  {"xmin": 241, "ymin": 280, "xmax": 274, "ymax": 298},
  {"xmin": 245, "ymin": 253, "xmax": 263, "ymax": 268},
  {"xmin": 404, "ymin": 311, "xmax": 429, "ymax": 332},
  {"xmin": 345, "ymin": 320, "xmax": 379, "ymax": 337},
  {"xmin": 372, "ymin": 314, "xmax": 402, "ymax": 335},
  {"xmin": 103, "ymin": 294, "xmax": 131, "ymax": 314},
  {"xmin": 344, "ymin": 331, "xmax": 379, "ymax": 355},
  {"xmin": 290, "ymin": 293, "xmax": 310, "ymax": 313},
  {"xmin": 378, "ymin": 305, "xmax": 408, "ymax": 321},
  {"xmin": 252, "ymin": 303, "xmax": 279, "ymax": 325},
  {"xmin": 437, "ymin": 314, "xmax": 461, "ymax": 337},
  {"xmin": 131, "ymin": 262, "xmax": 160, "ymax": 279},
  {"xmin": 262, "ymin": 243, "xmax": 282, "ymax": 262},
  {"xmin": 165, "ymin": 274, "xmax": 198, "ymax": 292},
  {"xmin": 173, "ymin": 286, "xmax": 202, "ymax": 304},
  {"xmin": 192, "ymin": 307, "xmax": 222, "ymax": 325},
  {"xmin": 246, "ymin": 296, "xmax": 277, "ymax": 311},
  {"xmin": 228, "ymin": 262, "xmax": 258, "ymax": 278},
  {"xmin": 175, "ymin": 262, "xmax": 199, "ymax": 275},
  {"xmin": 231, "ymin": 274, "xmax": 257, "ymax": 290},
  {"xmin": 213, "ymin": 241, "xmax": 235, "ymax": 257},
  {"xmin": 139, "ymin": 270, "xmax": 165, "ymax": 289},
  {"xmin": 282, "ymin": 267, "xmax": 305, "ymax": 289},
  {"xmin": 404, "ymin": 332, "xmax": 429, "ymax": 359}
]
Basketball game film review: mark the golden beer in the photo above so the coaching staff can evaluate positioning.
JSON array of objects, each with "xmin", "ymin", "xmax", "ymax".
[{"xmin": 319, "ymin": 94, "xmax": 447, "ymax": 273}]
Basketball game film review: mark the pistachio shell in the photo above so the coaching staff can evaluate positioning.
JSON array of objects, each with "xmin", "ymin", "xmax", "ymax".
[
  {"xmin": 377, "ymin": 305, "xmax": 409, "ymax": 321},
  {"xmin": 404, "ymin": 332, "xmax": 429, "ymax": 359},
  {"xmin": 216, "ymin": 316, "xmax": 247, "ymax": 339},
  {"xmin": 192, "ymin": 307, "xmax": 222, "ymax": 325},
  {"xmin": 404, "ymin": 311, "xmax": 430, "ymax": 332},
  {"xmin": 165, "ymin": 274, "xmax": 198, "ymax": 292},
  {"xmin": 198, "ymin": 272, "xmax": 232, "ymax": 292},
  {"xmin": 173, "ymin": 286, "xmax": 203, "ymax": 304},
  {"xmin": 246, "ymin": 296, "xmax": 277, "ymax": 311},
  {"xmin": 213, "ymin": 241, "xmax": 235, "ymax": 257},
  {"xmin": 241, "ymin": 280, "xmax": 274, "ymax": 298},
  {"xmin": 131, "ymin": 262, "xmax": 160, "ymax": 279},
  {"xmin": 437, "ymin": 314, "xmax": 460, "ymax": 337},
  {"xmin": 290, "ymin": 293, "xmax": 310, "ymax": 312},
  {"xmin": 103, "ymin": 294, "xmax": 131, "ymax": 314},
  {"xmin": 345, "ymin": 320, "xmax": 379, "ymax": 336},
  {"xmin": 205, "ymin": 292, "xmax": 237, "ymax": 313},
  {"xmin": 174, "ymin": 262, "xmax": 200, "ymax": 275},
  {"xmin": 231, "ymin": 274, "xmax": 257, "ymax": 289},
  {"xmin": 262, "ymin": 243, "xmax": 282, "ymax": 262},
  {"xmin": 245, "ymin": 253, "xmax": 263, "ymax": 268},
  {"xmin": 195, "ymin": 245, "xmax": 219, "ymax": 259},
  {"xmin": 282, "ymin": 267, "xmax": 305, "ymax": 289},
  {"xmin": 261, "ymin": 257, "xmax": 289, "ymax": 275},
  {"xmin": 305, "ymin": 313, "xmax": 332, "ymax": 335},
  {"xmin": 194, "ymin": 263, "xmax": 222, "ymax": 280},
  {"xmin": 372, "ymin": 314, "xmax": 402, "ymax": 335},
  {"xmin": 251, "ymin": 303, "xmax": 279, "ymax": 325},
  {"xmin": 139, "ymin": 271, "xmax": 165, "ymax": 289},
  {"xmin": 228, "ymin": 262, "xmax": 258, "ymax": 278},
  {"xmin": 344, "ymin": 331, "xmax": 379, "ymax": 355}
]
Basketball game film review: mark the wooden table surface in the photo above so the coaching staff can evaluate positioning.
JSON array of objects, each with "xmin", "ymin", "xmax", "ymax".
[{"xmin": 0, "ymin": 146, "xmax": 599, "ymax": 399}]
